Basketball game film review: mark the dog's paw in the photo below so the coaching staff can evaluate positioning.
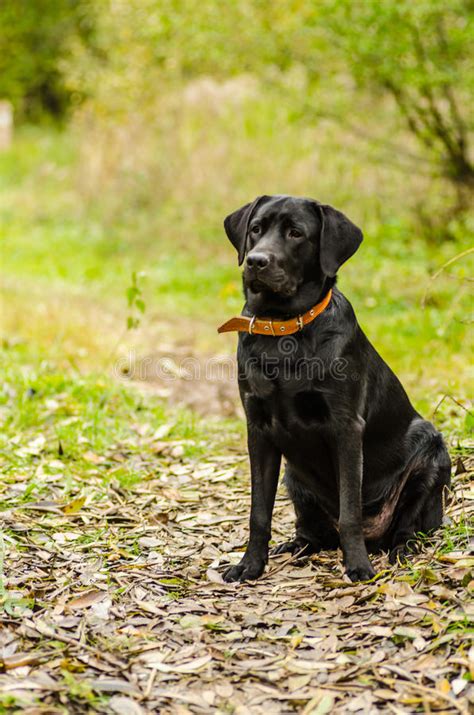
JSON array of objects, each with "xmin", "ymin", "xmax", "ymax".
[
  {"xmin": 345, "ymin": 559, "xmax": 376, "ymax": 582},
  {"xmin": 389, "ymin": 544, "xmax": 409, "ymax": 565},
  {"xmin": 271, "ymin": 538, "xmax": 314, "ymax": 557},
  {"xmin": 223, "ymin": 557, "xmax": 265, "ymax": 583}
]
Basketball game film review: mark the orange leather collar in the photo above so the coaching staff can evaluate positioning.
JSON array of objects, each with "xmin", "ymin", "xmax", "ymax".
[{"xmin": 218, "ymin": 289, "xmax": 332, "ymax": 336}]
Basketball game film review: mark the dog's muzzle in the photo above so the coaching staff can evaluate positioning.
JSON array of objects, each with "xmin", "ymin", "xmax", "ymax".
[{"xmin": 245, "ymin": 265, "xmax": 297, "ymax": 296}]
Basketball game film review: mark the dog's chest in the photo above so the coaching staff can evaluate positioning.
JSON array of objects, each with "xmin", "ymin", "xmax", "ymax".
[
  {"xmin": 241, "ymin": 357, "xmax": 330, "ymax": 431},
  {"xmin": 237, "ymin": 334, "xmax": 337, "ymax": 489}
]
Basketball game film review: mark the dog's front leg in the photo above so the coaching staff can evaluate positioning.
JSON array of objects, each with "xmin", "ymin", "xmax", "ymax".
[
  {"xmin": 337, "ymin": 418, "xmax": 375, "ymax": 582},
  {"xmin": 224, "ymin": 428, "xmax": 281, "ymax": 582}
]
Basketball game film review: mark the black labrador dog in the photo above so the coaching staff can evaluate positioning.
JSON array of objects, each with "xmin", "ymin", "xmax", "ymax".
[{"xmin": 219, "ymin": 195, "xmax": 450, "ymax": 582}]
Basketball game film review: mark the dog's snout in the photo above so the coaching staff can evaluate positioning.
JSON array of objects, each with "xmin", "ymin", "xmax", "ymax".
[{"xmin": 247, "ymin": 252, "xmax": 271, "ymax": 270}]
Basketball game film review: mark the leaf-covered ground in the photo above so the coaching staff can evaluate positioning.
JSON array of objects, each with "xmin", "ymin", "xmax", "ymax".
[{"xmin": 0, "ymin": 353, "xmax": 473, "ymax": 714}]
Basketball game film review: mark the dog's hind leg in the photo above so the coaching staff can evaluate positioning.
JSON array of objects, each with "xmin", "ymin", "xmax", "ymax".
[
  {"xmin": 272, "ymin": 466, "xmax": 339, "ymax": 556},
  {"xmin": 389, "ymin": 421, "xmax": 451, "ymax": 565}
]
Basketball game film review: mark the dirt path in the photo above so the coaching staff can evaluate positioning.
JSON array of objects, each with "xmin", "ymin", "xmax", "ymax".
[
  {"xmin": 122, "ymin": 346, "xmax": 241, "ymax": 418},
  {"xmin": 1, "ymin": 421, "xmax": 472, "ymax": 714}
]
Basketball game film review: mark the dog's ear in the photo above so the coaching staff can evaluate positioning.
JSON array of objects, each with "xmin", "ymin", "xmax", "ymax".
[
  {"xmin": 224, "ymin": 196, "xmax": 270, "ymax": 265},
  {"xmin": 317, "ymin": 204, "xmax": 363, "ymax": 277}
]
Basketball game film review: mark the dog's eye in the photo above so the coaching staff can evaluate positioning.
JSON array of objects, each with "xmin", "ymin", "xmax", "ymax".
[
  {"xmin": 250, "ymin": 225, "xmax": 261, "ymax": 235},
  {"xmin": 288, "ymin": 228, "xmax": 302, "ymax": 239}
]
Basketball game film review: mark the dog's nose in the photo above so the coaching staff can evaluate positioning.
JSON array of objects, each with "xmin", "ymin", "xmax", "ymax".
[{"xmin": 246, "ymin": 252, "xmax": 270, "ymax": 270}]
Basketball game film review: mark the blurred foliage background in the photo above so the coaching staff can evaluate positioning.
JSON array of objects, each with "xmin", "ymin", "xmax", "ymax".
[{"xmin": 0, "ymin": 0, "xmax": 472, "ymax": 432}]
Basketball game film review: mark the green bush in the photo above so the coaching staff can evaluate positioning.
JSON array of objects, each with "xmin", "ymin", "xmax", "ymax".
[{"xmin": 0, "ymin": 0, "xmax": 96, "ymax": 120}]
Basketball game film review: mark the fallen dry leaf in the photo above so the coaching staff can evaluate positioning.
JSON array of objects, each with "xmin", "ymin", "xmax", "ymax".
[
  {"xmin": 66, "ymin": 590, "xmax": 108, "ymax": 610},
  {"xmin": 1, "ymin": 422, "xmax": 471, "ymax": 714}
]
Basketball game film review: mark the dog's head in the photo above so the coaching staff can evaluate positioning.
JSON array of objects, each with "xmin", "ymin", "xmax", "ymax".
[{"xmin": 224, "ymin": 195, "xmax": 362, "ymax": 298}]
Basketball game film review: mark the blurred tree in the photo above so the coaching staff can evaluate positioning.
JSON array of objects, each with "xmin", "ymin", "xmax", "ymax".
[
  {"xmin": 314, "ymin": 0, "xmax": 473, "ymax": 203},
  {"xmin": 12, "ymin": 0, "xmax": 469, "ymax": 213},
  {"xmin": 95, "ymin": 0, "xmax": 471, "ymax": 200},
  {"xmin": 0, "ymin": 0, "xmax": 97, "ymax": 120}
]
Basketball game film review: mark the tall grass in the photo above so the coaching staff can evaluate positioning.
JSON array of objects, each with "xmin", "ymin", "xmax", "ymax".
[{"xmin": 73, "ymin": 77, "xmax": 467, "ymax": 239}]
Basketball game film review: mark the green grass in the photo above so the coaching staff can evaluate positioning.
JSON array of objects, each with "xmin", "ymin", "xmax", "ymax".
[
  {"xmin": 0, "ymin": 124, "xmax": 472, "ymax": 465},
  {"xmin": 0, "ymin": 340, "xmax": 226, "ymax": 515},
  {"xmin": 1, "ymin": 127, "xmax": 471, "ymax": 414}
]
